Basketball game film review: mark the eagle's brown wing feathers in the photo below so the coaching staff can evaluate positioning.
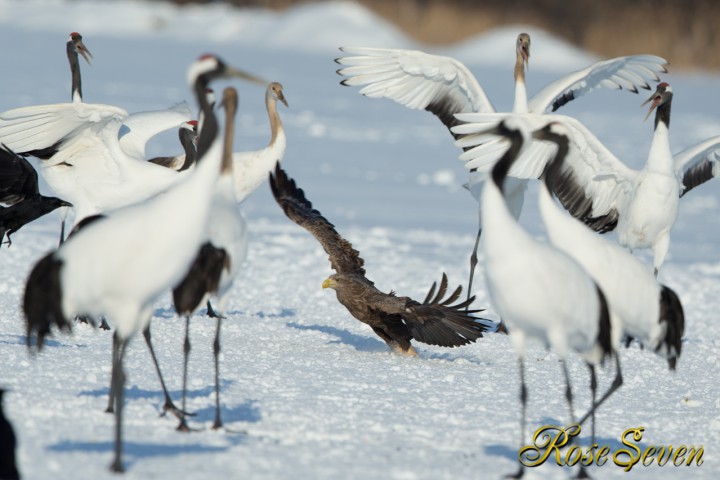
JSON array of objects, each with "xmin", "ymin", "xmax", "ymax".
[
  {"xmin": 269, "ymin": 164, "xmax": 366, "ymax": 276},
  {"xmin": 369, "ymin": 274, "xmax": 488, "ymax": 348}
]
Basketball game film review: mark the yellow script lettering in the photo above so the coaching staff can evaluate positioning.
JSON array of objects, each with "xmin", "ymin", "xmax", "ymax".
[
  {"xmin": 519, "ymin": 424, "xmax": 579, "ymax": 467},
  {"xmin": 613, "ymin": 427, "xmax": 644, "ymax": 472}
]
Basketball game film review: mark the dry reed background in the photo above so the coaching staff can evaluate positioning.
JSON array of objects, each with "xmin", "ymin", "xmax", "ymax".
[{"xmin": 170, "ymin": 0, "xmax": 720, "ymax": 71}]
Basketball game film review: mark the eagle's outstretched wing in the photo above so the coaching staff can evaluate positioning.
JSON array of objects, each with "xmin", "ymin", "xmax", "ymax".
[
  {"xmin": 269, "ymin": 164, "xmax": 366, "ymax": 277},
  {"xmin": 369, "ymin": 273, "xmax": 489, "ymax": 347}
]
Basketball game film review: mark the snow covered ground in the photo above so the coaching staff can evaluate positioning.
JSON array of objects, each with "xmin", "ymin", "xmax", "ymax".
[{"xmin": 0, "ymin": 1, "xmax": 719, "ymax": 479}]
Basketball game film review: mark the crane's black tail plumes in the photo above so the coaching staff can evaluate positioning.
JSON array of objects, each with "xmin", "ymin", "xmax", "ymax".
[
  {"xmin": 23, "ymin": 252, "xmax": 68, "ymax": 350},
  {"xmin": 659, "ymin": 285, "xmax": 685, "ymax": 370},
  {"xmin": 406, "ymin": 273, "xmax": 491, "ymax": 347},
  {"xmin": 172, "ymin": 242, "xmax": 228, "ymax": 316}
]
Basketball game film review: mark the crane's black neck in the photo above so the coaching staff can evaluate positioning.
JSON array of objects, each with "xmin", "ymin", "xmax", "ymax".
[
  {"xmin": 539, "ymin": 131, "xmax": 570, "ymax": 188},
  {"xmin": 194, "ymin": 75, "xmax": 218, "ymax": 161},
  {"xmin": 67, "ymin": 40, "xmax": 82, "ymax": 101},
  {"xmin": 490, "ymin": 125, "xmax": 525, "ymax": 194},
  {"xmin": 654, "ymin": 93, "xmax": 672, "ymax": 131},
  {"xmin": 177, "ymin": 126, "xmax": 197, "ymax": 172}
]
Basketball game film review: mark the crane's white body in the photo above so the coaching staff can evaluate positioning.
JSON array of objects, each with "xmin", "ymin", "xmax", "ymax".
[
  {"xmin": 56, "ymin": 138, "xmax": 220, "ymax": 339},
  {"xmin": 483, "ymin": 161, "xmax": 606, "ymax": 364},
  {"xmin": 232, "ymin": 131, "xmax": 285, "ymax": 203},
  {"xmin": 537, "ymin": 179, "xmax": 661, "ymax": 350},
  {"xmin": 619, "ymin": 121, "xmax": 678, "ymax": 262}
]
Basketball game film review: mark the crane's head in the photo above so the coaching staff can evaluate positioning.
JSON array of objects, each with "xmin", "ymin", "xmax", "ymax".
[
  {"xmin": 68, "ymin": 32, "xmax": 93, "ymax": 64},
  {"xmin": 268, "ymin": 82, "xmax": 288, "ymax": 108},
  {"xmin": 516, "ymin": 33, "xmax": 531, "ymax": 70},
  {"xmin": 642, "ymin": 82, "xmax": 673, "ymax": 122},
  {"xmin": 187, "ymin": 54, "xmax": 266, "ymax": 90}
]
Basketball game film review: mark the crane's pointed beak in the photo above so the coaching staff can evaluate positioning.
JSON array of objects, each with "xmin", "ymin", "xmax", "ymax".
[
  {"xmin": 76, "ymin": 40, "xmax": 93, "ymax": 64},
  {"xmin": 641, "ymin": 93, "xmax": 661, "ymax": 122},
  {"xmin": 227, "ymin": 67, "xmax": 267, "ymax": 85},
  {"xmin": 278, "ymin": 91, "xmax": 289, "ymax": 108},
  {"xmin": 522, "ymin": 45, "xmax": 530, "ymax": 71}
]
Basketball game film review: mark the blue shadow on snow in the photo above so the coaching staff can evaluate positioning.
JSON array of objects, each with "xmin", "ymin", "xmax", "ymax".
[
  {"xmin": 79, "ymin": 383, "xmax": 219, "ymax": 403},
  {"xmin": 0, "ymin": 334, "xmax": 32, "ymax": 346},
  {"xmin": 47, "ymin": 439, "xmax": 236, "ymax": 469},
  {"xmin": 17, "ymin": 334, "xmax": 88, "ymax": 349},
  {"xmin": 286, "ymin": 322, "xmax": 389, "ymax": 353},
  {"xmin": 484, "ymin": 443, "xmax": 520, "ymax": 462},
  {"xmin": 192, "ymin": 398, "xmax": 262, "ymax": 425},
  {"xmin": 254, "ymin": 308, "xmax": 296, "ymax": 319}
]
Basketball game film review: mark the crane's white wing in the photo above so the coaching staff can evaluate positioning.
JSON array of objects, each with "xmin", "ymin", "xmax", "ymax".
[
  {"xmin": 0, "ymin": 102, "xmax": 127, "ymax": 156},
  {"xmin": 454, "ymin": 112, "xmax": 637, "ymax": 232},
  {"xmin": 672, "ymin": 135, "xmax": 720, "ymax": 197},
  {"xmin": 118, "ymin": 101, "xmax": 192, "ymax": 159},
  {"xmin": 528, "ymin": 55, "xmax": 668, "ymax": 114},
  {"xmin": 336, "ymin": 47, "xmax": 495, "ymax": 136}
]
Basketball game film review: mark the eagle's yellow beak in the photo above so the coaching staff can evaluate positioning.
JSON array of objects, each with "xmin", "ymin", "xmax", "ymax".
[{"xmin": 322, "ymin": 277, "xmax": 335, "ymax": 289}]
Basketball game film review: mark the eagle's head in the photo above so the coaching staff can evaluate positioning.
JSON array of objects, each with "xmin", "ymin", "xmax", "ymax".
[{"xmin": 322, "ymin": 274, "xmax": 338, "ymax": 290}]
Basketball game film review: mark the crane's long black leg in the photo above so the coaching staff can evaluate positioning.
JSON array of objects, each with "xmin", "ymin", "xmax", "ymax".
[
  {"xmin": 58, "ymin": 220, "xmax": 66, "ymax": 246},
  {"xmin": 506, "ymin": 358, "xmax": 527, "ymax": 479},
  {"xmin": 105, "ymin": 331, "xmax": 119, "ymax": 413},
  {"xmin": 212, "ymin": 310, "xmax": 223, "ymax": 430},
  {"xmin": 578, "ymin": 353, "xmax": 623, "ymax": 427},
  {"xmin": 465, "ymin": 226, "xmax": 481, "ymax": 310},
  {"xmin": 588, "ymin": 364, "xmax": 597, "ymax": 446},
  {"xmin": 109, "ymin": 336, "xmax": 127, "ymax": 473},
  {"xmin": 142, "ymin": 325, "xmax": 193, "ymax": 419},
  {"xmin": 561, "ymin": 359, "xmax": 577, "ymax": 424},
  {"xmin": 58, "ymin": 206, "xmax": 68, "ymax": 246},
  {"xmin": 561, "ymin": 360, "xmax": 591, "ymax": 479},
  {"xmin": 177, "ymin": 315, "xmax": 192, "ymax": 432}
]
